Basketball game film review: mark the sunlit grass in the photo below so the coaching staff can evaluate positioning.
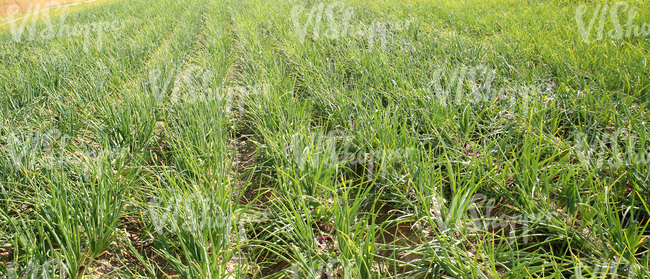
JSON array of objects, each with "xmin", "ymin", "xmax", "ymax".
[{"xmin": 0, "ymin": 0, "xmax": 649, "ymax": 277}]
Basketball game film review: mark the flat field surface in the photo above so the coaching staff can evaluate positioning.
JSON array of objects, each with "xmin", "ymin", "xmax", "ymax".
[{"xmin": 0, "ymin": 0, "xmax": 649, "ymax": 278}]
